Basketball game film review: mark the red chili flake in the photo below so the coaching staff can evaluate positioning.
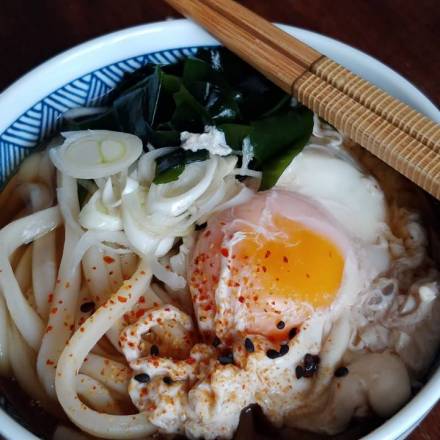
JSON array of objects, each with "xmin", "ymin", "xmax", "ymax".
[
  {"xmin": 265, "ymin": 250, "xmax": 271, "ymax": 258},
  {"xmin": 283, "ymin": 256, "xmax": 289, "ymax": 263},
  {"xmin": 138, "ymin": 296, "xmax": 145, "ymax": 304},
  {"xmin": 80, "ymin": 327, "xmax": 85, "ymax": 333},
  {"xmin": 46, "ymin": 359, "xmax": 54, "ymax": 366},
  {"xmin": 238, "ymin": 296, "xmax": 245, "ymax": 303},
  {"xmin": 220, "ymin": 248, "xmax": 229, "ymax": 257},
  {"xmin": 262, "ymin": 266, "xmax": 267, "ymax": 272},
  {"xmin": 46, "ymin": 325, "xmax": 53, "ymax": 333},
  {"xmin": 135, "ymin": 308, "xmax": 146, "ymax": 318},
  {"xmin": 117, "ymin": 296, "xmax": 127, "ymax": 303},
  {"xmin": 204, "ymin": 230, "xmax": 211, "ymax": 237},
  {"xmin": 103, "ymin": 256, "xmax": 115, "ymax": 264},
  {"xmin": 211, "ymin": 275, "xmax": 219, "ymax": 283},
  {"xmin": 47, "ymin": 293, "xmax": 54, "ymax": 303},
  {"xmin": 186, "ymin": 357, "xmax": 196, "ymax": 365},
  {"xmin": 70, "ymin": 324, "xmax": 74, "ymax": 331},
  {"xmin": 234, "ymin": 282, "xmax": 240, "ymax": 287},
  {"xmin": 140, "ymin": 270, "xmax": 146, "ymax": 275},
  {"xmin": 50, "ymin": 307, "xmax": 58, "ymax": 315},
  {"xmin": 204, "ymin": 304, "xmax": 212, "ymax": 311}
]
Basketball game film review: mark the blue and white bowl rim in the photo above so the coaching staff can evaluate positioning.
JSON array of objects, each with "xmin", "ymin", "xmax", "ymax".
[{"xmin": 0, "ymin": 18, "xmax": 439, "ymax": 440}]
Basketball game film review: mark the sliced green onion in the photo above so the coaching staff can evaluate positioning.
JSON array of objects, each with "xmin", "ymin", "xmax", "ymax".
[{"xmin": 49, "ymin": 130, "xmax": 143, "ymax": 179}]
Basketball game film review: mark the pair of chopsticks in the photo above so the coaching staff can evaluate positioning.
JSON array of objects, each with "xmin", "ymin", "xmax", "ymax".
[{"xmin": 165, "ymin": 0, "xmax": 440, "ymax": 199}]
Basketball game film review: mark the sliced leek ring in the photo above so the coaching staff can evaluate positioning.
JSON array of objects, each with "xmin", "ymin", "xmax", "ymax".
[{"xmin": 49, "ymin": 130, "xmax": 143, "ymax": 179}]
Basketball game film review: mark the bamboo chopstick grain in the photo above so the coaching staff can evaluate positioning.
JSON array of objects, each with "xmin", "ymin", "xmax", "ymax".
[
  {"xmin": 164, "ymin": 0, "xmax": 440, "ymax": 199},
  {"xmin": 312, "ymin": 57, "xmax": 440, "ymax": 151},
  {"xmin": 294, "ymin": 72, "xmax": 440, "ymax": 198},
  {"xmin": 164, "ymin": 0, "xmax": 307, "ymax": 92}
]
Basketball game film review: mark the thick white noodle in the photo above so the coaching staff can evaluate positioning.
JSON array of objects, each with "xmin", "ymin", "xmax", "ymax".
[
  {"xmin": 82, "ymin": 246, "xmax": 111, "ymax": 305},
  {"xmin": 55, "ymin": 260, "xmax": 155, "ymax": 439},
  {"xmin": 14, "ymin": 245, "xmax": 32, "ymax": 295},
  {"xmin": 76, "ymin": 374, "xmax": 123, "ymax": 415},
  {"xmin": 32, "ymin": 229, "xmax": 57, "ymax": 319},
  {"xmin": 72, "ymin": 230, "xmax": 131, "ymax": 279},
  {"xmin": 0, "ymin": 206, "xmax": 61, "ymax": 349},
  {"xmin": 103, "ymin": 251, "xmax": 128, "ymax": 351},
  {"xmin": 120, "ymin": 253, "xmax": 138, "ymax": 280},
  {"xmin": 8, "ymin": 323, "xmax": 48, "ymax": 405},
  {"xmin": 79, "ymin": 353, "xmax": 131, "ymax": 396},
  {"xmin": 104, "ymin": 251, "xmax": 124, "ymax": 292},
  {"xmin": 0, "ymin": 294, "xmax": 10, "ymax": 375},
  {"xmin": 37, "ymin": 174, "xmax": 82, "ymax": 398}
]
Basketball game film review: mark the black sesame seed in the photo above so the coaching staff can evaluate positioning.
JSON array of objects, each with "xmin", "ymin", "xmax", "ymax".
[
  {"xmin": 295, "ymin": 365, "xmax": 304, "ymax": 379},
  {"xmin": 134, "ymin": 373, "xmax": 150, "ymax": 383},
  {"xmin": 150, "ymin": 345, "xmax": 159, "ymax": 356},
  {"xmin": 383, "ymin": 283, "xmax": 394, "ymax": 296},
  {"xmin": 276, "ymin": 321, "xmax": 285, "ymax": 330},
  {"xmin": 195, "ymin": 222, "xmax": 207, "ymax": 231},
  {"xmin": 303, "ymin": 353, "xmax": 320, "ymax": 377},
  {"xmin": 304, "ymin": 353, "xmax": 314, "ymax": 365},
  {"xmin": 266, "ymin": 349, "xmax": 280, "ymax": 359},
  {"xmin": 244, "ymin": 338, "xmax": 255, "ymax": 353},
  {"xmin": 288, "ymin": 328, "xmax": 298, "ymax": 339},
  {"xmin": 218, "ymin": 352, "xmax": 234, "ymax": 365},
  {"xmin": 80, "ymin": 301, "xmax": 95, "ymax": 313},
  {"xmin": 163, "ymin": 376, "xmax": 173, "ymax": 385},
  {"xmin": 335, "ymin": 366, "xmax": 349, "ymax": 378},
  {"xmin": 212, "ymin": 336, "xmax": 221, "ymax": 348},
  {"xmin": 279, "ymin": 344, "xmax": 289, "ymax": 356}
]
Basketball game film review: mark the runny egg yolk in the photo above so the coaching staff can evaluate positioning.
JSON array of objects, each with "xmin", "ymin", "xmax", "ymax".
[
  {"xmin": 188, "ymin": 190, "xmax": 348, "ymax": 342},
  {"xmin": 233, "ymin": 215, "xmax": 344, "ymax": 311}
]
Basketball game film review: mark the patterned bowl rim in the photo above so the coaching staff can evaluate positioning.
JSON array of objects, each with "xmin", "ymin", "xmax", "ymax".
[{"xmin": 0, "ymin": 18, "xmax": 439, "ymax": 440}]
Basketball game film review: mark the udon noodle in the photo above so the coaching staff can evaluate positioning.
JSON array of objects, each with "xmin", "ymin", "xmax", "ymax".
[{"xmin": 1, "ymin": 51, "xmax": 440, "ymax": 440}]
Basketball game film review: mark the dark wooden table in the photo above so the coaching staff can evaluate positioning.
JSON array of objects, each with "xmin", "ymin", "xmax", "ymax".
[{"xmin": 1, "ymin": 1, "xmax": 439, "ymax": 439}]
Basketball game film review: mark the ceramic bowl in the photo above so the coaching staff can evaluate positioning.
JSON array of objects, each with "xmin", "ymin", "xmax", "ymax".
[{"xmin": 0, "ymin": 18, "xmax": 439, "ymax": 440}]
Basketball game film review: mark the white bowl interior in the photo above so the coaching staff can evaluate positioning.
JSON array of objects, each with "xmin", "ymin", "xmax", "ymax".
[{"xmin": 0, "ymin": 18, "xmax": 439, "ymax": 440}]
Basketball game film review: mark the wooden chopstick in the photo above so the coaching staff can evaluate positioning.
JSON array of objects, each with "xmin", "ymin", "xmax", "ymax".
[
  {"xmin": 164, "ymin": 0, "xmax": 440, "ymax": 199},
  {"xmin": 171, "ymin": 0, "xmax": 440, "ymax": 152}
]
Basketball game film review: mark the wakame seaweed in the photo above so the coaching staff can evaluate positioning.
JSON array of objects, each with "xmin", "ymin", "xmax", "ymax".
[{"xmin": 62, "ymin": 47, "xmax": 313, "ymax": 187}]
